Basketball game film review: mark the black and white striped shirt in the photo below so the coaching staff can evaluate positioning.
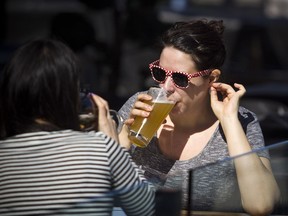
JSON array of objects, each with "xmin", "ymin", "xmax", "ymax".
[{"xmin": 0, "ymin": 130, "xmax": 155, "ymax": 216}]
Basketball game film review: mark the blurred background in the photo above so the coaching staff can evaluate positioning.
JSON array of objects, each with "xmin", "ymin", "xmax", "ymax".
[{"xmin": 0, "ymin": 0, "xmax": 288, "ymax": 145}]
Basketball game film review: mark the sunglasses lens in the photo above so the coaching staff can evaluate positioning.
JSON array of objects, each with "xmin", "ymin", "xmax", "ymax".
[
  {"xmin": 151, "ymin": 67, "xmax": 166, "ymax": 82},
  {"xmin": 172, "ymin": 73, "xmax": 189, "ymax": 88}
]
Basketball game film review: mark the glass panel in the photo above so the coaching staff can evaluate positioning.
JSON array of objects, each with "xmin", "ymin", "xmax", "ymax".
[
  {"xmin": 71, "ymin": 140, "xmax": 288, "ymax": 216},
  {"xmin": 185, "ymin": 140, "xmax": 288, "ymax": 215}
]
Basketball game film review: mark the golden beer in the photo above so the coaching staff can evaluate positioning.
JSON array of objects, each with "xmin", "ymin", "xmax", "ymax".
[{"xmin": 129, "ymin": 100, "xmax": 175, "ymax": 147}]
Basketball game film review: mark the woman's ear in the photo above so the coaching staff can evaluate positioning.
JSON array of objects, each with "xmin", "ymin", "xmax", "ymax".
[{"xmin": 209, "ymin": 69, "xmax": 221, "ymax": 83}]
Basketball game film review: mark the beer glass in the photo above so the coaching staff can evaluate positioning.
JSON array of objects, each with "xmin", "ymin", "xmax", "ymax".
[
  {"xmin": 128, "ymin": 87, "xmax": 175, "ymax": 147},
  {"xmin": 155, "ymin": 170, "xmax": 183, "ymax": 216}
]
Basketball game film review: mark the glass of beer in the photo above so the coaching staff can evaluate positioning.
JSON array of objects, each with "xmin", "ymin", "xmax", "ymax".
[{"xmin": 128, "ymin": 87, "xmax": 175, "ymax": 147}]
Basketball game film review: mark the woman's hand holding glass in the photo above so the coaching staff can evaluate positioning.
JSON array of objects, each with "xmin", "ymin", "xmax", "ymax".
[
  {"xmin": 124, "ymin": 87, "xmax": 175, "ymax": 148},
  {"xmin": 119, "ymin": 93, "xmax": 154, "ymax": 149},
  {"xmin": 124, "ymin": 93, "xmax": 153, "ymax": 127}
]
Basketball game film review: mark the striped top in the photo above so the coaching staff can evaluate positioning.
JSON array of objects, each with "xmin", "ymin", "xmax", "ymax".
[{"xmin": 0, "ymin": 130, "xmax": 155, "ymax": 216}]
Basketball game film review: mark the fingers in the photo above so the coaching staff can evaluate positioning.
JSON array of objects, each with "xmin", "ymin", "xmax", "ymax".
[
  {"xmin": 89, "ymin": 93, "xmax": 109, "ymax": 110},
  {"xmin": 233, "ymin": 83, "xmax": 246, "ymax": 97},
  {"xmin": 89, "ymin": 93, "xmax": 110, "ymax": 118},
  {"xmin": 210, "ymin": 82, "xmax": 246, "ymax": 120},
  {"xmin": 211, "ymin": 83, "xmax": 234, "ymax": 96},
  {"xmin": 124, "ymin": 118, "xmax": 134, "ymax": 127},
  {"xmin": 209, "ymin": 86, "xmax": 219, "ymax": 102},
  {"xmin": 135, "ymin": 93, "xmax": 153, "ymax": 109},
  {"xmin": 124, "ymin": 93, "xmax": 153, "ymax": 127},
  {"xmin": 131, "ymin": 93, "xmax": 153, "ymax": 117},
  {"xmin": 211, "ymin": 82, "xmax": 246, "ymax": 98},
  {"xmin": 89, "ymin": 93, "xmax": 116, "ymax": 130}
]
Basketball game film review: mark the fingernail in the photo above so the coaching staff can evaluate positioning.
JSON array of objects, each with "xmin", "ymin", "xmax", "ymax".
[
  {"xmin": 88, "ymin": 93, "xmax": 93, "ymax": 98},
  {"xmin": 143, "ymin": 111, "xmax": 150, "ymax": 117},
  {"xmin": 146, "ymin": 105, "xmax": 152, "ymax": 111}
]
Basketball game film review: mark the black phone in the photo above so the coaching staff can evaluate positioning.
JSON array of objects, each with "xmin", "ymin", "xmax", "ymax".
[
  {"xmin": 79, "ymin": 91, "xmax": 98, "ymax": 131},
  {"xmin": 79, "ymin": 90, "xmax": 122, "ymax": 133}
]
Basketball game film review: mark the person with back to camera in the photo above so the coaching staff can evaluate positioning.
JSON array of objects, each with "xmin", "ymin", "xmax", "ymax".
[
  {"xmin": 118, "ymin": 19, "xmax": 280, "ymax": 215},
  {"xmin": 0, "ymin": 38, "xmax": 155, "ymax": 216}
]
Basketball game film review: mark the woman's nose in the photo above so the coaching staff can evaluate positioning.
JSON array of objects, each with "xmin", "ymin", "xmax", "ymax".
[{"xmin": 161, "ymin": 77, "xmax": 175, "ymax": 93}]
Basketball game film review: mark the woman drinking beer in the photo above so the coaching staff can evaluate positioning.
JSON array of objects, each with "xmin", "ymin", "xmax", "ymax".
[{"xmin": 118, "ymin": 19, "xmax": 280, "ymax": 216}]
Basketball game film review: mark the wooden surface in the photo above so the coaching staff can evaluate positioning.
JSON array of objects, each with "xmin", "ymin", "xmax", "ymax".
[{"xmin": 181, "ymin": 211, "xmax": 249, "ymax": 216}]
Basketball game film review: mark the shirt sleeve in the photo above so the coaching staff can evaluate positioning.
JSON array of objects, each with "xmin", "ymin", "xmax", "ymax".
[
  {"xmin": 239, "ymin": 106, "xmax": 269, "ymax": 159},
  {"xmin": 118, "ymin": 92, "xmax": 140, "ymax": 122},
  {"xmin": 105, "ymin": 136, "xmax": 155, "ymax": 216}
]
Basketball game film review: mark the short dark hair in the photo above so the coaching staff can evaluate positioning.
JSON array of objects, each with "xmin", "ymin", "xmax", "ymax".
[
  {"xmin": 0, "ymin": 39, "xmax": 81, "ymax": 138},
  {"xmin": 160, "ymin": 19, "xmax": 226, "ymax": 71}
]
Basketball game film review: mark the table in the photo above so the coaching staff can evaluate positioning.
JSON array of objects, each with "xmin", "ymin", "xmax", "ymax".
[{"xmin": 181, "ymin": 211, "xmax": 249, "ymax": 216}]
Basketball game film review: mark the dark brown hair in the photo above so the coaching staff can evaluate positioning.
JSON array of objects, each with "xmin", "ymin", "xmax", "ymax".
[
  {"xmin": 160, "ymin": 19, "xmax": 226, "ymax": 71},
  {"xmin": 0, "ymin": 39, "xmax": 81, "ymax": 138}
]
